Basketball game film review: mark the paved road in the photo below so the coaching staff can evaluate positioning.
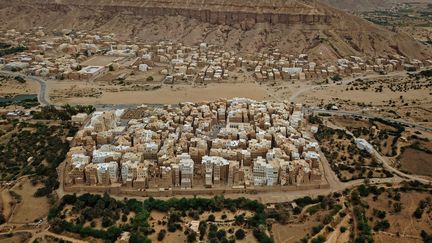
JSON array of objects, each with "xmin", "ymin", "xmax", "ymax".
[{"xmin": 0, "ymin": 71, "xmax": 50, "ymax": 106}]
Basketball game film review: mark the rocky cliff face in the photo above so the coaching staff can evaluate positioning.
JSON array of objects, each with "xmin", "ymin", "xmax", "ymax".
[
  {"xmin": 4, "ymin": 0, "xmax": 332, "ymax": 26},
  {"xmin": 321, "ymin": 0, "xmax": 431, "ymax": 12},
  {"xmin": 0, "ymin": 0, "xmax": 430, "ymax": 60}
]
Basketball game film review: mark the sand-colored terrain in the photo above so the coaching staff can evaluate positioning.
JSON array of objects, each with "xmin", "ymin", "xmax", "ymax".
[
  {"xmin": 8, "ymin": 179, "xmax": 50, "ymax": 224},
  {"xmin": 0, "ymin": 79, "xmax": 38, "ymax": 97},
  {"xmin": 325, "ymin": 214, "xmax": 351, "ymax": 243},
  {"xmin": 298, "ymin": 85, "xmax": 432, "ymax": 107},
  {"xmin": 283, "ymin": 74, "xmax": 432, "ymax": 127},
  {"xmin": 374, "ymin": 233, "xmax": 423, "ymax": 243},
  {"xmin": 148, "ymin": 209, "xmax": 257, "ymax": 243},
  {"xmin": 0, "ymin": 232, "xmax": 32, "ymax": 243},
  {"xmin": 273, "ymin": 223, "xmax": 313, "ymax": 243},
  {"xmin": 323, "ymin": 0, "xmax": 432, "ymax": 12},
  {"xmin": 48, "ymin": 81, "xmax": 269, "ymax": 104},
  {"xmin": 364, "ymin": 191, "xmax": 432, "ymax": 242},
  {"xmin": 400, "ymin": 148, "xmax": 432, "ymax": 177},
  {"xmin": 80, "ymin": 56, "xmax": 120, "ymax": 67},
  {"xmin": 401, "ymin": 26, "xmax": 432, "ymax": 43},
  {"xmin": 272, "ymin": 207, "xmax": 334, "ymax": 243},
  {"xmin": 0, "ymin": 188, "xmax": 13, "ymax": 222}
]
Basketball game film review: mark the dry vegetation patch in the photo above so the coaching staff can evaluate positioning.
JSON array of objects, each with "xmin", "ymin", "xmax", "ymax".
[
  {"xmin": 8, "ymin": 179, "xmax": 50, "ymax": 224},
  {"xmin": 314, "ymin": 125, "xmax": 392, "ymax": 181},
  {"xmin": 0, "ymin": 232, "xmax": 31, "ymax": 243}
]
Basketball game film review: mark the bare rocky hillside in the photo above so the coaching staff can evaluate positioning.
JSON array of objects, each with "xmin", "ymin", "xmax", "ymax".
[
  {"xmin": 321, "ymin": 0, "xmax": 432, "ymax": 12},
  {"xmin": 0, "ymin": 0, "xmax": 430, "ymax": 61}
]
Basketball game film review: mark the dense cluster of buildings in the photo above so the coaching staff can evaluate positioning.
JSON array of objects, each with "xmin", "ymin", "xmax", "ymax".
[
  {"xmin": 252, "ymin": 53, "xmax": 429, "ymax": 81},
  {"xmin": 65, "ymin": 98, "xmax": 323, "ymax": 190},
  {"xmin": 1, "ymin": 27, "xmax": 431, "ymax": 84}
]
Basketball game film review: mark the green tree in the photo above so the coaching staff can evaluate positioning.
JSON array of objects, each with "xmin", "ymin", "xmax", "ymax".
[
  {"xmin": 234, "ymin": 214, "xmax": 245, "ymax": 225},
  {"xmin": 187, "ymin": 231, "xmax": 197, "ymax": 242}
]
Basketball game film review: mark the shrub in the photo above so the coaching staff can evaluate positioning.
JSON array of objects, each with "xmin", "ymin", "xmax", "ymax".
[
  {"xmin": 157, "ymin": 230, "xmax": 166, "ymax": 241},
  {"xmin": 0, "ymin": 213, "xmax": 5, "ymax": 225},
  {"xmin": 312, "ymin": 224, "xmax": 324, "ymax": 235},
  {"xmin": 293, "ymin": 207, "xmax": 302, "ymax": 215},
  {"xmin": 307, "ymin": 205, "xmax": 319, "ymax": 215},
  {"xmin": 235, "ymin": 229, "xmax": 245, "ymax": 240},
  {"xmin": 331, "ymin": 74, "xmax": 342, "ymax": 81},
  {"xmin": 14, "ymin": 76, "xmax": 26, "ymax": 83},
  {"xmin": 373, "ymin": 209, "xmax": 386, "ymax": 219},
  {"xmin": 323, "ymin": 215, "xmax": 333, "ymax": 225},
  {"xmin": 252, "ymin": 228, "xmax": 273, "ymax": 243},
  {"xmin": 187, "ymin": 231, "xmax": 197, "ymax": 243},
  {"xmin": 413, "ymin": 208, "xmax": 423, "ymax": 219},
  {"xmin": 234, "ymin": 214, "xmax": 245, "ymax": 224},
  {"xmin": 421, "ymin": 230, "xmax": 432, "ymax": 242},
  {"xmin": 420, "ymin": 69, "xmax": 432, "ymax": 77},
  {"xmin": 312, "ymin": 235, "xmax": 326, "ymax": 243},
  {"xmin": 207, "ymin": 214, "xmax": 215, "ymax": 222},
  {"xmin": 373, "ymin": 220, "xmax": 390, "ymax": 231},
  {"xmin": 216, "ymin": 229, "xmax": 226, "ymax": 240},
  {"xmin": 168, "ymin": 223, "xmax": 177, "ymax": 232},
  {"xmin": 393, "ymin": 203, "xmax": 402, "ymax": 213}
]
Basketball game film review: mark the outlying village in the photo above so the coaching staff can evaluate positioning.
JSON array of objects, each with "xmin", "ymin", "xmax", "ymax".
[
  {"xmin": 1, "ymin": 27, "xmax": 431, "ymax": 85},
  {"xmin": 65, "ymin": 98, "xmax": 324, "ymax": 193}
]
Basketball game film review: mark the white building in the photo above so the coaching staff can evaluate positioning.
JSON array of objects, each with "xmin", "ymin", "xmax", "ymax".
[
  {"xmin": 202, "ymin": 156, "xmax": 229, "ymax": 187},
  {"xmin": 96, "ymin": 161, "xmax": 118, "ymax": 184},
  {"xmin": 121, "ymin": 160, "xmax": 138, "ymax": 183},
  {"xmin": 179, "ymin": 154, "xmax": 194, "ymax": 188},
  {"xmin": 252, "ymin": 157, "xmax": 279, "ymax": 186}
]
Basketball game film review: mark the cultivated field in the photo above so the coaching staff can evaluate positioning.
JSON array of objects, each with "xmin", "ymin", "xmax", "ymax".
[{"xmin": 399, "ymin": 148, "xmax": 432, "ymax": 177}]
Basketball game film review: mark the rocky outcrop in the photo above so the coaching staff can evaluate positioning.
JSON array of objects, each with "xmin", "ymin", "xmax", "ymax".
[
  {"xmin": 0, "ymin": 0, "xmax": 430, "ymax": 60},
  {"xmin": 4, "ymin": 0, "xmax": 332, "ymax": 26}
]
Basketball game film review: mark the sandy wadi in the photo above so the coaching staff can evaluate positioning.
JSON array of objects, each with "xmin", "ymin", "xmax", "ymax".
[{"xmin": 48, "ymin": 81, "xmax": 269, "ymax": 105}]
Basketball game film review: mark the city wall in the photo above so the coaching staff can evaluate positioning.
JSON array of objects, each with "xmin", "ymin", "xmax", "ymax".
[{"xmin": 63, "ymin": 183, "xmax": 330, "ymax": 198}]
